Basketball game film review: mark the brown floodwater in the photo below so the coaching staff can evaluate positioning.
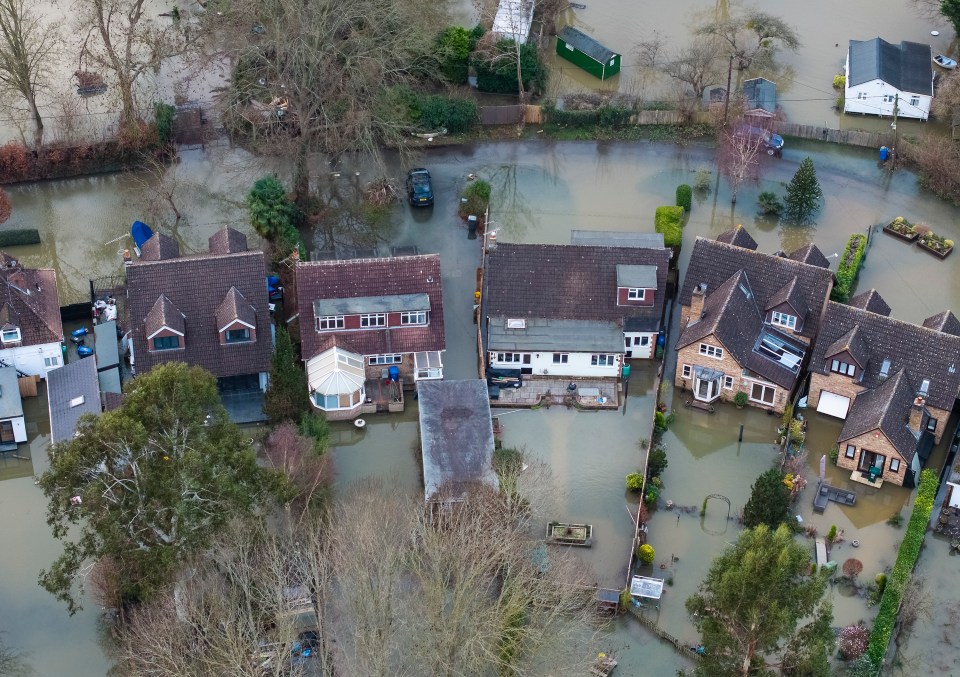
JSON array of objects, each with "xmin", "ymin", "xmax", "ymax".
[{"xmin": 2, "ymin": 139, "xmax": 959, "ymax": 673}]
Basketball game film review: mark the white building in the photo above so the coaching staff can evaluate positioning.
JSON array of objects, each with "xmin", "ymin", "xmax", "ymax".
[
  {"xmin": 0, "ymin": 366, "xmax": 26, "ymax": 450},
  {"xmin": 0, "ymin": 252, "xmax": 63, "ymax": 378},
  {"xmin": 492, "ymin": 0, "xmax": 535, "ymax": 44},
  {"xmin": 844, "ymin": 38, "xmax": 934, "ymax": 120}
]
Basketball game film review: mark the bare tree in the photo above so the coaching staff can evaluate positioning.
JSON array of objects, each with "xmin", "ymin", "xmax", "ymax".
[
  {"xmin": 696, "ymin": 8, "xmax": 800, "ymax": 74},
  {"xmin": 263, "ymin": 423, "xmax": 331, "ymax": 525},
  {"xmin": 662, "ymin": 42, "xmax": 724, "ymax": 103},
  {"xmin": 718, "ymin": 123, "xmax": 764, "ymax": 203},
  {"xmin": 0, "ymin": 632, "xmax": 25, "ymax": 676},
  {"xmin": 0, "ymin": 0, "xmax": 60, "ymax": 146}
]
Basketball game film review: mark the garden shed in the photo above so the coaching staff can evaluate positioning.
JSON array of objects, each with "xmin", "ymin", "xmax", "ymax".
[
  {"xmin": 742, "ymin": 77, "xmax": 777, "ymax": 118},
  {"xmin": 555, "ymin": 27, "xmax": 621, "ymax": 80}
]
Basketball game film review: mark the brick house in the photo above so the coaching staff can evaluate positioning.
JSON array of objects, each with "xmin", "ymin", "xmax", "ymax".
[
  {"xmin": 674, "ymin": 228, "xmax": 834, "ymax": 413},
  {"xmin": 291, "ymin": 254, "xmax": 445, "ymax": 419},
  {"xmin": 0, "ymin": 252, "xmax": 63, "ymax": 377},
  {"xmin": 482, "ymin": 242, "xmax": 671, "ymax": 379},
  {"xmin": 126, "ymin": 228, "xmax": 272, "ymax": 399},
  {"xmin": 807, "ymin": 289, "xmax": 960, "ymax": 450}
]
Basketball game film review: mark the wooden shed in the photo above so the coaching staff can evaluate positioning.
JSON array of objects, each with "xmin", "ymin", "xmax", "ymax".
[{"xmin": 556, "ymin": 27, "xmax": 621, "ymax": 80}]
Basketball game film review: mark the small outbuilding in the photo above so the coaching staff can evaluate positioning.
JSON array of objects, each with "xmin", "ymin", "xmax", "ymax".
[
  {"xmin": 0, "ymin": 366, "xmax": 25, "ymax": 450},
  {"xmin": 844, "ymin": 38, "xmax": 934, "ymax": 120},
  {"xmin": 492, "ymin": 0, "xmax": 535, "ymax": 44},
  {"xmin": 47, "ymin": 358, "xmax": 101, "ymax": 445},
  {"xmin": 556, "ymin": 27, "xmax": 621, "ymax": 80},
  {"xmin": 418, "ymin": 379, "xmax": 499, "ymax": 504},
  {"xmin": 742, "ymin": 77, "xmax": 777, "ymax": 118}
]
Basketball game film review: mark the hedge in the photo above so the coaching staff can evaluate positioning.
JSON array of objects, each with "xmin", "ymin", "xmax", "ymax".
[
  {"xmin": 459, "ymin": 179, "xmax": 491, "ymax": 219},
  {"xmin": 418, "ymin": 95, "xmax": 478, "ymax": 134},
  {"xmin": 865, "ymin": 469, "xmax": 938, "ymax": 669},
  {"xmin": 544, "ymin": 104, "xmax": 632, "ymax": 129},
  {"xmin": 0, "ymin": 229, "xmax": 40, "ymax": 247},
  {"xmin": 832, "ymin": 233, "xmax": 867, "ymax": 302},
  {"xmin": 655, "ymin": 205, "xmax": 684, "ymax": 247},
  {"xmin": 676, "ymin": 184, "xmax": 692, "ymax": 212}
]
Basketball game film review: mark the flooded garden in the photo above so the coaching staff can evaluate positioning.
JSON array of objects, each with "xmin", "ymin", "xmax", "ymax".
[{"xmin": 1, "ymin": 138, "xmax": 960, "ymax": 673}]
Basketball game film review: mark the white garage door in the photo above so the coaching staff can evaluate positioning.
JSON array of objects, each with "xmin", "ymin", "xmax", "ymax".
[{"xmin": 816, "ymin": 391, "xmax": 851, "ymax": 419}]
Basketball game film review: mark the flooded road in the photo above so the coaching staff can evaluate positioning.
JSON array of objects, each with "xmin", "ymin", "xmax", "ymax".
[{"xmin": 1, "ymin": 138, "xmax": 959, "ymax": 673}]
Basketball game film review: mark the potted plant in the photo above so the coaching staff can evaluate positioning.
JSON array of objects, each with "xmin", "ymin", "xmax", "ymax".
[
  {"xmin": 733, "ymin": 391, "xmax": 748, "ymax": 409},
  {"xmin": 918, "ymin": 230, "xmax": 954, "ymax": 259},
  {"xmin": 882, "ymin": 216, "xmax": 918, "ymax": 242}
]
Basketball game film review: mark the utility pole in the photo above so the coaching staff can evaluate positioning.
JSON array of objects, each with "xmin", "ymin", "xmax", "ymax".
[
  {"xmin": 891, "ymin": 93, "xmax": 899, "ymax": 169},
  {"xmin": 723, "ymin": 55, "xmax": 734, "ymax": 124}
]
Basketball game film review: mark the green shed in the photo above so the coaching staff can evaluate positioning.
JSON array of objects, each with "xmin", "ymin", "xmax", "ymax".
[{"xmin": 556, "ymin": 26, "xmax": 621, "ymax": 80}]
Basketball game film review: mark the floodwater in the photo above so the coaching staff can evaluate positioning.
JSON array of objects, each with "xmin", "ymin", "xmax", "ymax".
[{"xmin": 1, "ymin": 139, "xmax": 960, "ymax": 673}]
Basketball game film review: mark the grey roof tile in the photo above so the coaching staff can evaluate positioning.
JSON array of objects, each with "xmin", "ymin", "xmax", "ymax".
[
  {"xmin": 716, "ymin": 225, "xmax": 758, "ymax": 250},
  {"xmin": 838, "ymin": 369, "xmax": 923, "ymax": 462},
  {"xmin": 922, "ymin": 310, "xmax": 960, "ymax": 337},
  {"xmin": 47, "ymin": 359, "xmax": 101, "ymax": 445},
  {"xmin": 848, "ymin": 38, "xmax": 933, "ymax": 95},
  {"xmin": 787, "ymin": 243, "xmax": 831, "ymax": 269},
  {"xmin": 849, "ymin": 289, "xmax": 892, "ymax": 316},
  {"xmin": 557, "ymin": 26, "xmax": 619, "ymax": 62}
]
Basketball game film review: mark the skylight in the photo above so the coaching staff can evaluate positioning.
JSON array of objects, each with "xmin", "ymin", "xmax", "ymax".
[{"xmin": 69, "ymin": 396, "xmax": 85, "ymax": 408}]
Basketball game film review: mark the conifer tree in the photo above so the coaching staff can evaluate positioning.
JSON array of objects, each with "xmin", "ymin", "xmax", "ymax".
[
  {"xmin": 783, "ymin": 156, "xmax": 823, "ymax": 222},
  {"xmin": 264, "ymin": 326, "xmax": 311, "ymax": 423}
]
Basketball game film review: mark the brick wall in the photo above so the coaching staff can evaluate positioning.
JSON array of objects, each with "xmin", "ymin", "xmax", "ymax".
[
  {"xmin": 837, "ymin": 432, "xmax": 908, "ymax": 486},
  {"xmin": 808, "ymin": 371, "xmax": 865, "ymax": 409}
]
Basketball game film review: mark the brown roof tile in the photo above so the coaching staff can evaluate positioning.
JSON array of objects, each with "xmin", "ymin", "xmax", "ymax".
[
  {"xmin": 848, "ymin": 289, "xmax": 892, "ymax": 317},
  {"xmin": 145, "ymin": 295, "xmax": 185, "ymax": 337},
  {"xmin": 208, "ymin": 227, "xmax": 249, "ymax": 255},
  {"xmin": 679, "ymin": 235, "xmax": 834, "ymax": 340},
  {"xmin": 216, "ymin": 287, "xmax": 256, "ymax": 332},
  {"xmin": 922, "ymin": 310, "xmax": 960, "ymax": 337},
  {"xmin": 0, "ymin": 252, "xmax": 62, "ymax": 346},
  {"xmin": 838, "ymin": 370, "xmax": 924, "ymax": 462},
  {"xmin": 765, "ymin": 277, "xmax": 809, "ymax": 319},
  {"xmin": 127, "ymin": 250, "xmax": 271, "ymax": 379},
  {"xmin": 295, "ymin": 254, "xmax": 445, "ymax": 360},
  {"xmin": 809, "ymin": 301, "xmax": 960, "ymax": 411},
  {"xmin": 140, "ymin": 232, "xmax": 180, "ymax": 261},
  {"xmin": 484, "ymin": 243, "xmax": 671, "ymax": 333},
  {"xmin": 716, "ymin": 225, "xmax": 758, "ymax": 250},
  {"xmin": 786, "ymin": 243, "xmax": 831, "ymax": 268},
  {"xmin": 823, "ymin": 325, "xmax": 869, "ymax": 367}
]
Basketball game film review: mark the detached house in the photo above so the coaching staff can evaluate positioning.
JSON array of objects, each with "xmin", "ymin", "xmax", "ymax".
[
  {"xmin": 482, "ymin": 242, "xmax": 671, "ymax": 378},
  {"xmin": 844, "ymin": 38, "xmax": 934, "ymax": 120},
  {"xmin": 292, "ymin": 254, "xmax": 445, "ymax": 420},
  {"xmin": 126, "ymin": 228, "xmax": 272, "ymax": 405},
  {"xmin": 807, "ymin": 290, "xmax": 960, "ymax": 486},
  {"xmin": 674, "ymin": 228, "xmax": 834, "ymax": 413},
  {"xmin": 0, "ymin": 252, "xmax": 63, "ymax": 377}
]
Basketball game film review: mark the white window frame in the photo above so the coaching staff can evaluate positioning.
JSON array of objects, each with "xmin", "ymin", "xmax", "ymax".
[
  {"xmin": 552, "ymin": 353, "xmax": 568, "ymax": 364},
  {"xmin": 770, "ymin": 311, "xmax": 797, "ymax": 329},
  {"xmin": 681, "ymin": 364, "xmax": 692, "ymax": 379},
  {"xmin": 591, "ymin": 354, "xmax": 616, "ymax": 367},
  {"xmin": 723, "ymin": 376, "xmax": 735, "ymax": 390},
  {"xmin": 1, "ymin": 327, "xmax": 20, "ymax": 344},
  {"xmin": 44, "ymin": 355, "xmax": 59, "ymax": 368},
  {"xmin": 749, "ymin": 382, "xmax": 776, "ymax": 405},
  {"xmin": 909, "ymin": 96, "xmax": 919, "ymax": 107},
  {"xmin": 699, "ymin": 343, "xmax": 723, "ymax": 360},
  {"xmin": 368, "ymin": 354, "xmax": 402, "ymax": 365},
  {"xmin": 883, "ymin": 94, "xmax": 895, "ymax": 103},
  {"xmin": 400, "ymin": 311, "xmax": 427, "ymax": 326},
  {"xmin": 830, "ymin": 359, "xmax": 856, "ymax": 377},
  {"xmin": 496, "ymin": 352, "xmax": 527, "ymax": 364},
  {"xmin": 890, "ymin": 458, "xmax": 901, "ymax": 473},
  {"xmin": 845, "ymin": 444, "xmax": 856, "ymax": 459},
  {"xmin": 360, "ymin": 313, "xmax": 386, "ymax": 328},
  {"xmin": 317, "ymin": 315, "xmax": 344, "ymax": 330},
  {"xmin": 627, "ymin": 288, "xmax": 646, "ymax": 301}
]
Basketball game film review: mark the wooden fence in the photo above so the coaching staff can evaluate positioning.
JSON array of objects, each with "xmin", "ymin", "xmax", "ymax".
[
  {"xmin": 479, "ymin": 105, "xmax": 544, "ymax": 125},
  {"xmin": 774, "ymin": 122, "xmax": 890, "ymax": 149}
]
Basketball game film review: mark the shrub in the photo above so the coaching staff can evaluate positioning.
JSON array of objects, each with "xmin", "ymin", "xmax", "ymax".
[
  {"xmin": 757, "ymin": 190, "xmax": 783, "ymax": 216},
  {"xmin": 838, "ymin": 623, "xmax": 869, "ymax": 660},
  {"xmin": 434, "ymin": 26, "xmax": 471, "ymax": 83},
  {"xmin": 733, "ymin": 391, "xmax": 748, "ymax": 407},
  {"xmin": 637, "ymin": 543, "xmax": 655, "ymax": 565},
  {"xmin": 647, "ymin": 446, "xmax": 668, "ymax": 478},
  {"xmin": 827, "ymin": 525, "xmax": 837, "ymax": 542},
  {"xmin": 247, "ymin": 176, "xmax": 300, "ymax": 240},
  {"xmin": 298, "ymin": 411, "xmax": 331, "ymax": 455},
  {"xmin": 654, "ymin": 410, "xmax": 666, "ymax": 431},
  {"xmin": 0, "ymin": 141, "xmax": 30, "ymax": 181},
  {"xmin": 833, "ymin": 74, "xmax": 846, "ymax": 90},
  {"xmin": 418, "ymin": 95, "xmax": 477, "ymax": 134},
  {"xmin": 459, "ymin": 179, "xmax": 491, "ymax": 219},
  {"xmin": 887, "ymin": 511, "xmax": 903, "ymax": 527},
  {"xmin": 743, "ymin": 468, "xmax": 792, "ymax": 529},
  {"xmin": 644, "ymin": 483, "xmax": 661, "ymax": 505},
  {"xmin": 153, "ymin": 102, "xmax": 176, "ymax": 145},
  {"xmin": 829, "ymin": 444, "xmax": 839, "ymax": 464},
  {"xmin": 866, "ymin": 469, "xmax": 938, "ymax": 667},
  {"xmin": 0, "ymin": 228, "xmax": 40, "ymax": 247},
  {"xmin": 545, "ymin": 104, "xmax": 631, "ymax": 128},
  {"xmin": 831, "ymin": 233, "xmax": 867, "ymax": 302},
  {"xmin": 474, "ymin": 40, "xmax": 547, "ymax": 95},
  {"xmin": 693, "ymin": 167, "xmax": 711, "ymax": 191},
  {"xmin": 626, "ymin": 472, "xmax": 644, "ymax": 491},
  {"xmin": 842, "ymin": 558, "xmax": 864, "ymax": 580},
  {"xmin": 654, "ymin": 205, "xmax": 684, "ymax": 247},
  {"xmin": 676, "ymin": 184, "xmax": 692, "ymax": 212}
]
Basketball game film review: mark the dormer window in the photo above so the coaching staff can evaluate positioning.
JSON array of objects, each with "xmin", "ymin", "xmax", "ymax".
[
  {"xmin": 360, "ymin": 313, "xmax": 386, "ymax": 328},
  {"xmin": 830, "ymin": 359, "xmax": 855, "ymax": 377},
  {"xmin": 225, "ymin": 328, "xmax": 251, "ymax": 343},
  {"xmin": 153, "ymin": 335, "xmax": 180, "ymax": 351},
  {"xmin": 627, "ymin": 288, "xmax": 646, "ymax": 301},
  {"xmin": 400, "ymin": 311, "xmax": 427, "ymax": 325},
  {"xmin": 1, "ymin": 327, "xmax": 20, "ymax": 344},
  {"xmin": 317, "ymin": 315, "xmax": 345, "ymax": 330},
  {"xmin": 770, "ymin": 311, "xmax": 797, "ymax": 329}
]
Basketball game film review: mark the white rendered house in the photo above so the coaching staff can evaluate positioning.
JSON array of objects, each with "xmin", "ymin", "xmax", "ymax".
[{"xmin": 844, "ymin": 38, "xmax": 933, "ymax": 120}]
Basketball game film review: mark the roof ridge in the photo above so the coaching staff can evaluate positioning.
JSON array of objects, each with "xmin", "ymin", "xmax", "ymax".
[
  {"xmin": 696, "ymin": 237, "xmax": 831, "ymax": 274},
  {"xmin": 829, "ymin": 301, "xmax": 960, "ymax": 343},
  {"xmin": 297, "ymin": 253, "xmax": 440, "ymax": 267},
  {"xmin": 131, "ymin": 249, "xmax": 263, "ymax": 265}
]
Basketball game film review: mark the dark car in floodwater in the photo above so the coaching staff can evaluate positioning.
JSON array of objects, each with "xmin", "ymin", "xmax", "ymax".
[
  {"xmin": 739, "ymin": 125, "xmax": 785, "ymax": 157},
  {"xmin": 406, "ymin": 168, "xmax": 434, "ymax": 206}
]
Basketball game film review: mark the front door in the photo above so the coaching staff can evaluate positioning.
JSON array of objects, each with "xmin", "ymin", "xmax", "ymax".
[
  {"xmin": 858, "ymin": 450, "xmax": 886, "ymax": 473},
  {"xmin": 694, "ymin": 377, "xmax": 720, "ymax": 402}
]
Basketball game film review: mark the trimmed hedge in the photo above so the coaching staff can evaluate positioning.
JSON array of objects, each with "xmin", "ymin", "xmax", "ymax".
[
  {"xmin": 655, "ymin": 205, "xmax": 684, "ymax": 247},
  {"xmin": 832, "ymin": 233, "xmax": 867, "ymax": 302},
  {"xmin": 544, "ymin": 104, "xmax": 632, "ymax": 129},
  {"xmin": 418, "ymin": 95, "xmax": 478, "ymax": 134},
  {"xmin": 865, "ymin": 469, "xmax": 938, "ymax": 669},
  {"xmin": 0, "ymin": 229, "xmax": 40, "ymax": 247},
  {"xmin": 676, "ymin": 184, "xmax": 692, "ymax": 212}
]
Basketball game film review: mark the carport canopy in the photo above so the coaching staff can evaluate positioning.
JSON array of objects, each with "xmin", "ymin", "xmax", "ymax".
[{"xmin": 816, "ymin": 390, "xmax": 851, "ymax": 418}]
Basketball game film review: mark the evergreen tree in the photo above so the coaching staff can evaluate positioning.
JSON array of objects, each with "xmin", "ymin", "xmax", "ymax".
[
  {"xmin": 783, "ymin": 156, "xmax": 823, "ymax": 222},
  {"xmin": 264, "ymin": 326, "xmax": 311, "ymax": 423},
  {"xmin": 943, "ymin": 0, "xmax": 960, "ymax": 36},
  {"xmin": 686, "ymin": 524, "xmax": 834, "ymax": 676},
  {"xmin": 246, "ymin": 176, "xmax": 299, "ymax": 240},
  {"xmin": 742, "ymin": 467, "xmax": 791, "ymax": 529}
]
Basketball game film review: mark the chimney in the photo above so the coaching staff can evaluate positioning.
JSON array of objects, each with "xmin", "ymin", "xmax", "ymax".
[
  {"xmin": 908, "ymin": 395, "xmax": 925, "ymax": 434},
  {"xmin": 689, "ymin": 283, "xmax": 707, "ymax": 324}
]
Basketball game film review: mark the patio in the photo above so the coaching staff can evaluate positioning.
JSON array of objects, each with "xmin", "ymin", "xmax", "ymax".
[
  {"xmin": 361, "ymin": 377, "xmax": 404, "ymax": 414},
  {"xmin": 489, "ymin": 378, "xmax": 620, "ymax": 409},
  {"xmin": 934, "ymin": 505, "xmax": 960, "ymax": 545}
]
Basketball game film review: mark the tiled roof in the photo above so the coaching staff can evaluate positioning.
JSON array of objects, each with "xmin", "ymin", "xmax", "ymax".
[
  {"xmin": 145, "ymin": 295, "xmax": 185, "ymax": 337},
  {"xmin": 809, "ymin": 301, "xmax": 960, "ymax": 411},
  {"xmin": 484, "ymin": 243, "xmax": 671, "ymax": 330},
  {"xmin": 47, "ymin": 358, "xmax": 101, "ymax": 445},
  {"xmin": 679, "ymin": 235, "xmax": 834, "ymax": 340},
  {"xmin": 140, "ymin": 232, "xmax": 180, "ymax": 261},
  {"xmin": 765, "ymin": 277, "xmax": 809, "ymax": 319},
  {"xmin": 127, "ymin": 239, "xmax": 271, "ymax": 379},
  {"xmin": 922, "ymin": 310, "xmax": 960, "ymax": 337},
  {"xmin": 848, "ymin": 39, "xmax": 933, "ymax": 96},
  {"xmin": 295, "ymin": 254, "xmax": 445, "ymax": 360},
  {"xmin": 849, "ymin": 289, "xmax": 892, "ymax": 317},
  {"xmin": 208, "ymin": 227, "xmax": 248, "ymax": 255},
  {"xmin": 823, "ymin": 325, "xmax": 870, "ymax": 367},
  {"xmin": 716, "ymin": 225, "xmax": 758, "ymax": 250},
  {"xmin": 216, "ymin": 287, "xmax": 256, "ymax": 332},
  {"xmin": 0, "ymin": 252, "xmax": 62, "ymax": 347},
  {"xmin": 787, "ymin": 243, "xmax": 831, "ymax": 269},
  {"xmin": 838, "ymin": 370, "xmax": 923, "ymax": 463}
]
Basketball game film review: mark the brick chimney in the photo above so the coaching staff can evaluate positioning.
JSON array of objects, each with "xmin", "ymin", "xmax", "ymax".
[
  {"xmin": 688, "ymin": 283, "xmax": 707, "ymax": 325},
  {"xmin": 908, "ymin": 395, "xmax": 926, "ymax": 434}
]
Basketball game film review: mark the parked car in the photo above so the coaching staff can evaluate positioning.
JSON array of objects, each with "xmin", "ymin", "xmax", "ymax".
[
  {"xmin": 739, "ymin": 125, "xmax": 784, "ymax": 157},
  {"xmin": 406, "ymin": 168, "xmax": 434, "ymax": 206}
]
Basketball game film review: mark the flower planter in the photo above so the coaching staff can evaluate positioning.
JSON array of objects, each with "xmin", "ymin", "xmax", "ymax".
[
  {"xmin": 882, "ymin": 224, "xmax": 918, "ymax": 242},
  {"xmin": 917, "ymin": 240, "xmax": 954, "ymax": 259}
]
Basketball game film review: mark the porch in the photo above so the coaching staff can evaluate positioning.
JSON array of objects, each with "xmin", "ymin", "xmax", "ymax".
[{"xmin": 489, "ymin": 378, "xmax": 620, "ymax": 410}]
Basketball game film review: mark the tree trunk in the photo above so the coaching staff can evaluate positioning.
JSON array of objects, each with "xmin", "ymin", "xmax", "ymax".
[
  {"xmin": 25, "ymin": 91, "xmax": 43, "ymax": 147},
  {"xmin": 293, "ymin": 139, "xmax": 310, "ymax": 206}
]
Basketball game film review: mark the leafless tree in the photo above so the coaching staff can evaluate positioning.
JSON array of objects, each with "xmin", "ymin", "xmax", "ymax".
[
  {"xmin": 0, "ymin": 632, "xmax": 25, "ymax": 676},
  {"xmin": 662, "ymin": 42, "xmax": 724, "ymax": 103},
  {"xmin": 0, "ymin": 0, "xmax": 60, "ymax": 146},
  {"xmin": 263, "ymin": 423, "xmax": 331, "ymax": 525},
  {"xmin": 696, "ymin": 7, "xmax": 800, "ymax": 75},
  {"xmin": 718, "ymin": 122, "xmax": 764, "ymax": 203}
]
